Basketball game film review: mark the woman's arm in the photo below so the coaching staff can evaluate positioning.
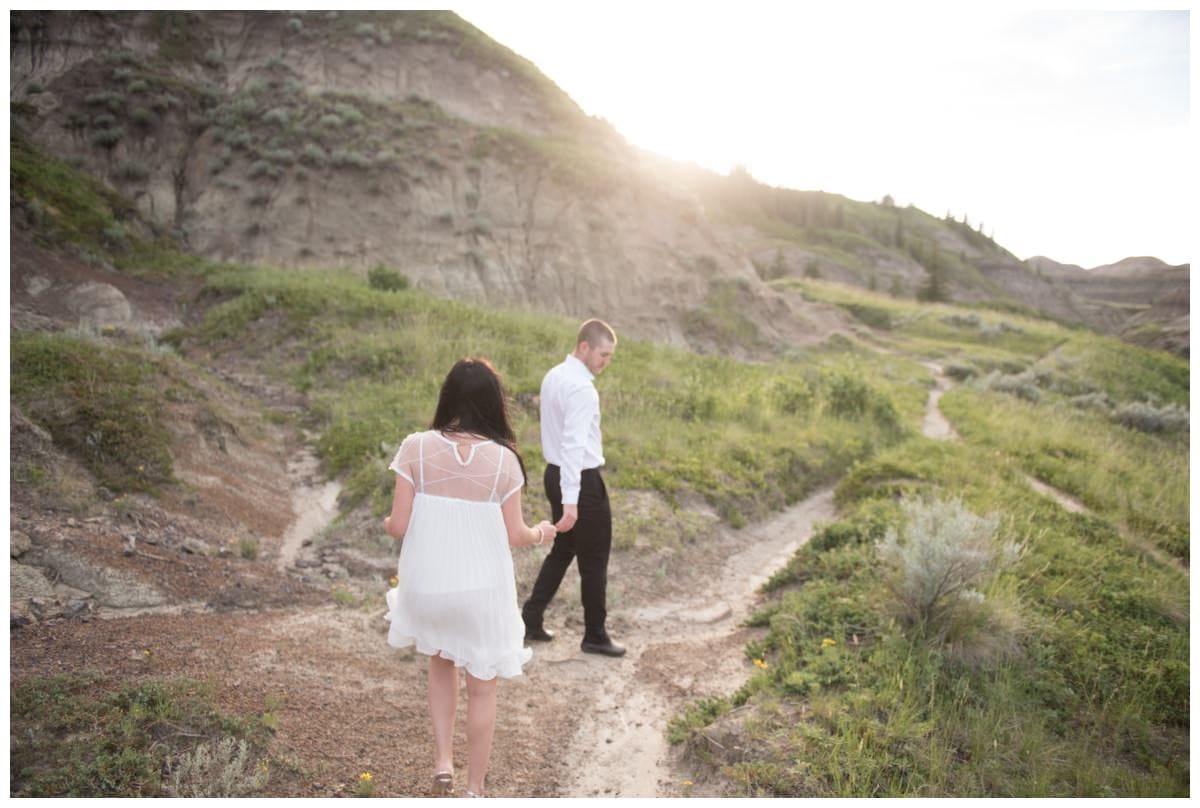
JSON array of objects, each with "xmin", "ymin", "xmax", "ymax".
[
  {"xmin": 383, "ymin": 475, "xmax": 415, "ymax": 539},
  {"xmin": 501, "ymin": 488, "xmax": 557, "ymax": 548}
]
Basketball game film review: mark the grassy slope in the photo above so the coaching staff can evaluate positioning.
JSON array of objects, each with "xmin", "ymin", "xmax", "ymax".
[
  {"xmin": 170, "ymin": 264, "xmax": 924, "ymax": 546},
  {"xmin": 11, "ymin": 111, "xmax": 1188, "ymax": 798},
  {"xmin": 669, "ymin": 282, "xmax": 1189, "ymax": 797}
]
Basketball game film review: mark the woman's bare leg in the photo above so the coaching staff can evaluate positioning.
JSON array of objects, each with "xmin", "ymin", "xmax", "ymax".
[
  {"xmin": 464, "ymin": 673, "xmax": 498, "ymax": 795},
  {"xmin": 427, "ymin": 655, "xmax": 458, "ymax": 775}
]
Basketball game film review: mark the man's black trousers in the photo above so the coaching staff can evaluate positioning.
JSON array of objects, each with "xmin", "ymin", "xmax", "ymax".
[{"xmin": 522, "ymin": 464, "xmax": 611, "ymax": 639}]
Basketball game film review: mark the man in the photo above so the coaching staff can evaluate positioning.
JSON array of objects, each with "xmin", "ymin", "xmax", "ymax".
[{"xmin": 522, "ymin": 319, "xmax": 625, "ymax": 657}]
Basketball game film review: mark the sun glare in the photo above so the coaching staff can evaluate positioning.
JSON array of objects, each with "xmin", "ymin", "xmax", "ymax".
[{"xmin": 454, "ymin": 4, "xmax": 1189, "ymax": 266}]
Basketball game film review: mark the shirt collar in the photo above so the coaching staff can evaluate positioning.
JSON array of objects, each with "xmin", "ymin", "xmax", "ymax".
[{"xmin": 565, "ymin": 353, "xmax": 594, "ymax": 381}]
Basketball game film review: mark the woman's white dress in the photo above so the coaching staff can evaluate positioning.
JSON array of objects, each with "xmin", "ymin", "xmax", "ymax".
[{"xmin": 385, "ymin": 430, "xmax": 532, "ymax": 680}]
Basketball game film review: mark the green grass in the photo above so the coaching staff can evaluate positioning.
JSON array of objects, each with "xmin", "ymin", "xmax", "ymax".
[
  {"xmin": 782, "ymin": 278, "xmax": 1070, "ymax": 360},
  {"xmin": 10, "ymin": 673, "xmax": 271, "ymax": 797},
  {"xmin": 11, "ymin": 135, "xmax": 137, "ymax": 255},
  {"xmin": 11, "ymin": 332, "xmax": 177, "ymax": 493},
  {"xmin": 168, "ymin": 265, "xmax": 929, "ymax": 545},
  {"xmin": 669, "ymin": 326, "xmax": 1189, "ymax": 796},
  {"xmin": 939, "ymin": 386, "xmax": 1189, "ymax": 561},
  {"xmin": 11, "ymin": 134, "xmax": 220, "ymax": 277}
]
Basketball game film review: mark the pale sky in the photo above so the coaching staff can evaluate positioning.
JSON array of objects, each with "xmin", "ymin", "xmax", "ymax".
[{"xmin": 453, "ymin": 3, "xmax": 1191, "ymax": 269}]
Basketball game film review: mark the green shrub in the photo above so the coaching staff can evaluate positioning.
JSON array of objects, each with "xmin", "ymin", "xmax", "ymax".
[
  {"xmin": 333, "ymin": 102, "xmax": 366, "ymax": 125},
  {"xmin": 842, "ymin": 302, "xmax": 893, "ymax": 330},
  {"xmin": 129, "ymin": 108, "xmax": 156, "ymax": 130},
  {"xmin": 262, "ymin": 107, "xmax": 290, "ymax": 127},
  {"xmin": 90, "ymin": 128, "xmax": 124, "ymax": 149},
  {"xmin": 367, "ymin": 264, "xmax": 410, "ymax": 292},
  {"xmin": 331, "ymin": 149, "xmax": 370, "ymax": 168},
  {"xmin": 977, "ymin": 370, "xmax": 1040, "ymax": 402},
  {"xmin": 10, "ymin": 674, "xmax": 268, "ymax": 797},
  {"xmin": 300, "ymin": 143, "xmax": 327, "ymax": 165},
  {"xmin": 114, "ymin": 160, "xmax": 150, "ymax": 182},
  {"xmin": 666, "ymin": 695, "xmax": 731, "ymax": 743},
  {"xmin": 943, "ymin": 362, "xmax": 976, "ymax": 381},
  {"xmin": 248, "ymin": 160, "xmax": 280, "ymax": 179}
]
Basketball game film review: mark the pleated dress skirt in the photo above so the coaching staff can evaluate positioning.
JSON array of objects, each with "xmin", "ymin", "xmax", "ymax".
[{"xmin": 386, "ymin": 493, "xmax": 532, "ymax": 680}]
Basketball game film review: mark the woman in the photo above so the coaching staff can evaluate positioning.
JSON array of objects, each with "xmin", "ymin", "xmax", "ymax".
[{"xmin": 384, "ymin": 357, "xmax": 557, "ymax": 798}]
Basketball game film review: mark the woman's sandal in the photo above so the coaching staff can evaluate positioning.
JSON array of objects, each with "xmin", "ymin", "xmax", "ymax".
[{"xmin": 432, "ymin": 771, "xmax": 454, "ymax": 796}]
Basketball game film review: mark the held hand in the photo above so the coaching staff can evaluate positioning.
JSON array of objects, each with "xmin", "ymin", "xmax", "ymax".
[
  {"xmin": 556, "ymin": 504, "xmax": 579, "ymax": 533},
  {"xmin": 535, "ymin": 520, "xmax": 558, "ymax": 545}
]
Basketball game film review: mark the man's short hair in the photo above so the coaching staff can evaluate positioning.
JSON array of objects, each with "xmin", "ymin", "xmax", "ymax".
[{"xmin": 577, "ymin": 318, "xmax": 616, "ymax": 347}]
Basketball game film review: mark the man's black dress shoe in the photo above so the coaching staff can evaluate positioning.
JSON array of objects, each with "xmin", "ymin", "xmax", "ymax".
[
  {"xmin": 525, "ymin": 625, "xmax": 555, "ymax": 642},
  {"xmin": 581, "ymin": 637, "xmax": 626, "ymax": 657}
]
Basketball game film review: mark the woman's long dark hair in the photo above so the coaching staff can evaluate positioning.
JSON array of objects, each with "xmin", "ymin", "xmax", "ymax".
[{"xmin": 431, "ymin": 357, "xmax": 526, "ymax": 485}]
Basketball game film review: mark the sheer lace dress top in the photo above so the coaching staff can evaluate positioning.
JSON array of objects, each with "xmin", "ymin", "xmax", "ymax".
[{"xmin": 389, "ymin": 430, "xmax": 524, "ymax": 504}]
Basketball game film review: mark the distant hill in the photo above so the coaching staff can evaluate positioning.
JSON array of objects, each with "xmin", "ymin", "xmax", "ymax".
[
  {"xmin": 1027, "ymin": 256, "xmax": 1188, "ymax": 356},
  {"xmin": 10, "ymin": 10, "xmax": 1188, "ymax": 356}
]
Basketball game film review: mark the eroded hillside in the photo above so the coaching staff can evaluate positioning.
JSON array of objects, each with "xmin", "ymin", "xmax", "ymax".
[{"xmin": 10, "ymin": 10, "xmax": 1187, "ymax": 355}]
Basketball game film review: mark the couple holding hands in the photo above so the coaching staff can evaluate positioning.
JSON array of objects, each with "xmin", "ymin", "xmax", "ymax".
[{"xmin": 383, "ymin": 319, "xmax": 623, "ymax": 797}]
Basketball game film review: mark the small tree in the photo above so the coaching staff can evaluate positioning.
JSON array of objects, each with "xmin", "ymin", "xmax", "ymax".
[{"xmin": 918, "ymin": 242, "xmax": 946, "ymax": 302}]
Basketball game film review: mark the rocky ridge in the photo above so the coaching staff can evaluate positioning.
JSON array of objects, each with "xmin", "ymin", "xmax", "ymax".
[{"xmin": 10, "ymin": 10, "xmax": 1187, "ymax": 355}]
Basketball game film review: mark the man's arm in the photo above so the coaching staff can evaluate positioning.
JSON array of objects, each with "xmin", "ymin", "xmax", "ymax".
[{"xmin": 555, "ymin": 384, "xmax": 596, "ymax": 531}]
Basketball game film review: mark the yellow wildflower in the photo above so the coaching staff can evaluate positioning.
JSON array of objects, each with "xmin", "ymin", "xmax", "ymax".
[
  {"xmin": 359, "ymin": 772, "xmax": 372, "ymax": 782},
  {"xmin": 753, "ymin": 658, "xmax": 768, "ymax": 669},
  {"xmin": 821, "ymin": 638, "xmax": 837, "ymax": 647},
  {"xmin": 389, "ymin": 576, "xmax": 399, "ymax": 588}
]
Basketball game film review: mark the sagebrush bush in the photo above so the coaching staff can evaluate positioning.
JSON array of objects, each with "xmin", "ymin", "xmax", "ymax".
[
  {"xmin": 941, "ymin": 313, "xmax": 980, "ymax": 329},
  {"xmin": 976, "ymin": 370, "xmax": 1040, "ymax": 402},
  {"xmin": 943, "ymin": 362, "xmax": 976, "ymax": 381},
  {"xmin": 114, "ymin": 160, "xmax": 150, "ymax": 182},
  {"xmin": 262, "ymin": 107, "xmax": 290, "ymax": 127},
  {"xmin": 90, "ymin": 128, "xmax": 123, "ymax": 149},
  {"xmin": 334, "ymin": 103, "xmax": 366, "ymax": 125},
  {"xmin": 1113, "ymin": 400, "xmax": 1188, "ymax": 433},
  {"xmin": 1070, "ymin": 391, "xmax": 1111, "ymax": 411},
  {"xmin": 248, "ymin": 160, "xmax": 280, "ymax": 180},
  {"xmin": 332, "ymin": 149, "xmax": 370, "ymax": 168},
  {"xmin": 876, "ymin": 497, "xmax": 1021, "ymax": 654},
  {"xmin": 301, "ymin": 143, "xmax": 327, "ymax": 165},
  {"xmin": 166, "ymin": 737, "xmax": 267, "ymax": 797}
]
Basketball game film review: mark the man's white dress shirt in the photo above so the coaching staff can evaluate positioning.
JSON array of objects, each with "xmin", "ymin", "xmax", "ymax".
[{"xmin": 540, "ymin": 354, "xmax": 604, "ymax": 506}]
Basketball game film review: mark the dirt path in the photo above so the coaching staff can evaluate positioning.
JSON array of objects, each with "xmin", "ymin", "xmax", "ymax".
[
  {"xmin": 276, "ymin": 439, "xmax": 341, "ymax": 571},
  {"xmin": 920, "ymin": 361, "xmax": 959, "ymax": 440},
  {"xmin": 8, "ymin": 358, "xmax": 1014, "ymax": 797},
  {"xmin": 549, "ymin": 488, "xmax": 838, "ymax": 797}
]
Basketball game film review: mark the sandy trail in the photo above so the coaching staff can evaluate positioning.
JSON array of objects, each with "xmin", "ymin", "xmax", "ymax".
[
  {"xmin": 549, "ymin": 488, "xmax": 838, "ymax": 797},
  {"xmin": 549, "ymin": 359, "xmax": 965, "ymax": 796}
]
